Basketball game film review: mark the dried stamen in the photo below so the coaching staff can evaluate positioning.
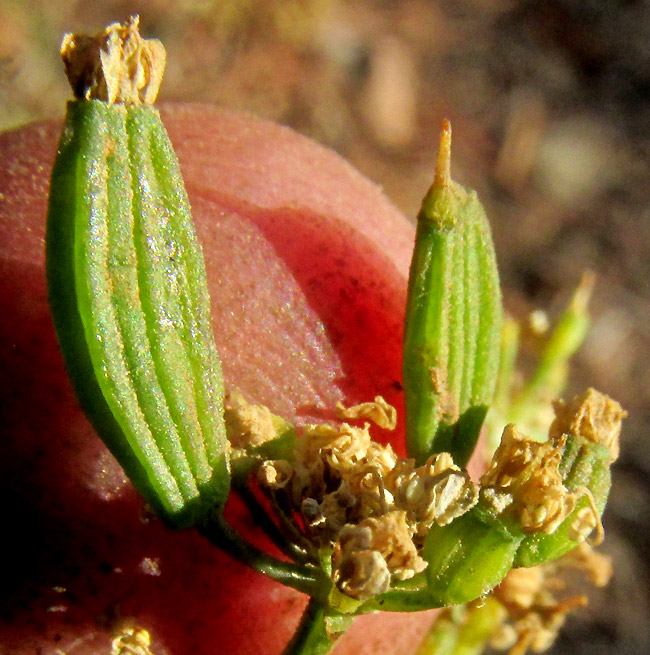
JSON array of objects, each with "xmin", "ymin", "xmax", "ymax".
[
  {"xmin": 332, "ymin": 511, "xmax": 427, "ymax": 600},
  {"xmin": 489, "ymin": 542, "xmax": 612, "ymax": 655},
  {"xmin": 335, "ymin": 396, "xmax": 398, "ymax": 430}
]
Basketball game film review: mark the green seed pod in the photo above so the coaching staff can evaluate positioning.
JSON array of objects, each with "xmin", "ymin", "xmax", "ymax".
[
  {"xmin": 46, "ymin": 18, "xmax": 229, "ymax": 528},
  {"xmin": 403, "ymin": 121, "xmax": 502, "ymax": 467},
  {"xmin": 422, "ymin": 504, "xmax": 523, "ymax": 607},
  {"xmin": 420, "ymin": 387, "xmax": 624, "ymax": 607},
  {"xmin": 512, "ymin": 437, "xmax": 610, "ymax": 568},
  {"xmin": 513, "ymin": 389, "xmax": 625, "ymax": 567}
]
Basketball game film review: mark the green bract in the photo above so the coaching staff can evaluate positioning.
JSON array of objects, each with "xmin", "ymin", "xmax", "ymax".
[{"xmin": 46, "ymin": 24, "xmax": 229, "ymax": 528}]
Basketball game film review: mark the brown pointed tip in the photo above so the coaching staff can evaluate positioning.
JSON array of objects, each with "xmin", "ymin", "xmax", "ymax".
[{"xmin": 433, "ymin": 119, "xmax": 452, "ymax": 189}]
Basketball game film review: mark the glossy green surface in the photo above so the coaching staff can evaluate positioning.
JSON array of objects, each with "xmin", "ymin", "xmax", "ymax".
[{"xmin": 46, "ymin": 100, "xmax": 229, "ymax": 527}]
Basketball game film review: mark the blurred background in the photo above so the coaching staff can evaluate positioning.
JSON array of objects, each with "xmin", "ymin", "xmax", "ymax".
[{"xmin": 1, "ymin": 1, "xmax": 649, "ymax": 654}]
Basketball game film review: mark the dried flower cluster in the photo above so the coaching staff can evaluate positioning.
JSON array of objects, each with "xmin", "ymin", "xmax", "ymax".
[
  {"xmin": 480, "ymin": 425, "xmax": 579, "ymax": 535},
  {"xmin": 480, "ymin": 388, "xmax": 624, "ymax": 545},
  {"xmin": 550, "ymin": 387, "xmax": 625, "ymax": 462},
  {"xmin": 227, "ymin": 388, "xmax": 623, "ymax": 604},
  {"xmin": 255, "ymin": 398, "xmax": 478, "ymax": 600}
]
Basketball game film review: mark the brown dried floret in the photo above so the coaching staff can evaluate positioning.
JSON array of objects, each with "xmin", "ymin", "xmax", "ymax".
[
  {"xmin": 333, "ymin": 548, "xmax": 391, "ymax": 601},
  {"xmin": 259, "ymin": 415, "xmax": 478, "ymax": 546},
  {"xmin": 256, "ymin": 420, "xmax": 400, "ymax": 542},
  {"xmin": 254, "ymin": 399, "xmax": 478, "ymax": 599},
  {"xmin": 568, "ymin": 504, "xmax": 600, "ymax": 545},
  {"xmin": 302, "ymin": 483, "xmax": 357, "ymax": 537},
  {"xmin": 492, "ymin": 596, "xmax": 587, "ymax": 655},
  {"xmin": 61, "ymin": 16, "xmax": 165, "ymax": 105},
  {"xmin": 480, "ymin": 425, "xmax": 577, "ymax": 534},
  {"xmin": 258, "ymin": 459, "xmax": 293, "ymax": 489},
  {"xmin": 310, "ymin": 423, "xmax": 398, "ymax": 482},
  {"xmin": 332, "ymin": 511, "xmax": 427, "ymax": 600},
  {"xmin": 362, "ymin": 511, "xmax": 428, "ymax": 580},
  {"xmin": 550, "ymin": 388, "xmax": 626, "ymax": 461},
  {"xmin": 490, "ymin": 569, "xmax": 585, "ymax": 655},
  {"xmin": 557, "ymin": 541, "xmax": 613, "ymax": 587},
  {"xmin": 290, "ymin": 421, "xmax": 398, "ymax": 515},
  {"xmin": 388, "ymin": 452, "xmax": 478, "ymax": 535}
]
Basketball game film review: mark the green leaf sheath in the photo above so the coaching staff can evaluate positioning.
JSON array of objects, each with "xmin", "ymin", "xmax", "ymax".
[
  {"xmin": 47, "ymin": 100, "xmax": 229, "ymax": 527},
  {"xmin": 403, "ymin": 131, "xmax": 502, "ymax": 467}
]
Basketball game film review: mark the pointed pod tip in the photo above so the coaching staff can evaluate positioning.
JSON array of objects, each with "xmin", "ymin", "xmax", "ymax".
[
  {"xmin": 434, "ymin": 119, "xmax": 452, "ymax": 189},
  {"xmin": 571, "ymin": 271, "xmax": 596, "ymax": 315}
]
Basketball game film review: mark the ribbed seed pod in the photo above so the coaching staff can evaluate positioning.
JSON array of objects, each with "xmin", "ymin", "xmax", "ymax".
[
  {"xmin": 423, "ymin": 505, "xmax": 523, "ymax": 607},
  {"xmin": 418, "ymin": 435, "xmax": 610, "ymax": 607},
  {"xmin": 403, "ymin": 122, "xmax": 502, "ymax": 467},
  {"xmin": 46, "ymin": 20, "xmax": 229, "ymax": 528},
  {"xmin": 421, "ymin": 387, "xmax": 623, "ymax": 606}
]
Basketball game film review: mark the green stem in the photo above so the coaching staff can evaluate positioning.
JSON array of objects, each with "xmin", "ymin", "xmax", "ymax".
[
  {"xmin": 416, "ymin": 598, "xmax": 507, "ymax": 655},
  {"xmin": 282, "ymin": 599, "xmax": 336, "ymax": 655},
  {"xmin": 509, "ymin": 273, "xmax": 593, "ymax": 426},
  {"xmin": 234, "ymin": 478, "xmax": 313, "ymax": 564},
  {"xmin": 199, "ymin": 513, "xmax": 324, "ymax": 597},
  {"xmin": 270, "ymin": 488, "xmax": 318, "ymax": 556},
  {"xmin": 360, "ymin": 586, "xmax": 443, "ymax": 613}
]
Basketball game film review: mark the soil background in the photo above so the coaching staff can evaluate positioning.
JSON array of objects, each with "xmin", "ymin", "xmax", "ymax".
[{"xmin": 1, "ymin": 1, "xmax": 649, "ymax": 654}]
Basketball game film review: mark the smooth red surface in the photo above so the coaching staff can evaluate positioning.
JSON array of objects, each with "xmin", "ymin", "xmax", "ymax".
[{"xmin": 0, "ymin": 104, "xmax": 438, "ymax": 655}]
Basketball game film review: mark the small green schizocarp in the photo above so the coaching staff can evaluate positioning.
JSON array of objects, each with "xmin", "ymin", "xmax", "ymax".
[
  {"xmin": 421, "ymin": 395, "xmax": 621, "ymax": 607},
  {"xmin": 403, "ymin": 122, "xmax": 502, "ymax": 467},
  {"xmin": 46, "ymin": 18, "xmax": 229, "ymax": 528},
  {"xmin": 514, "ymin": 432, "xmax": 612, "ymax": 568},
  {"xmin": 423, "ymin": 504, "xmax": 524, "ymax": 607}
]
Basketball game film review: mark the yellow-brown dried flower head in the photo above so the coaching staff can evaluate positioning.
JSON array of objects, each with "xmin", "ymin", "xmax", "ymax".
[{"xmin": 481, "ymin": 425, "xmax": 577, "ymax": 534}]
